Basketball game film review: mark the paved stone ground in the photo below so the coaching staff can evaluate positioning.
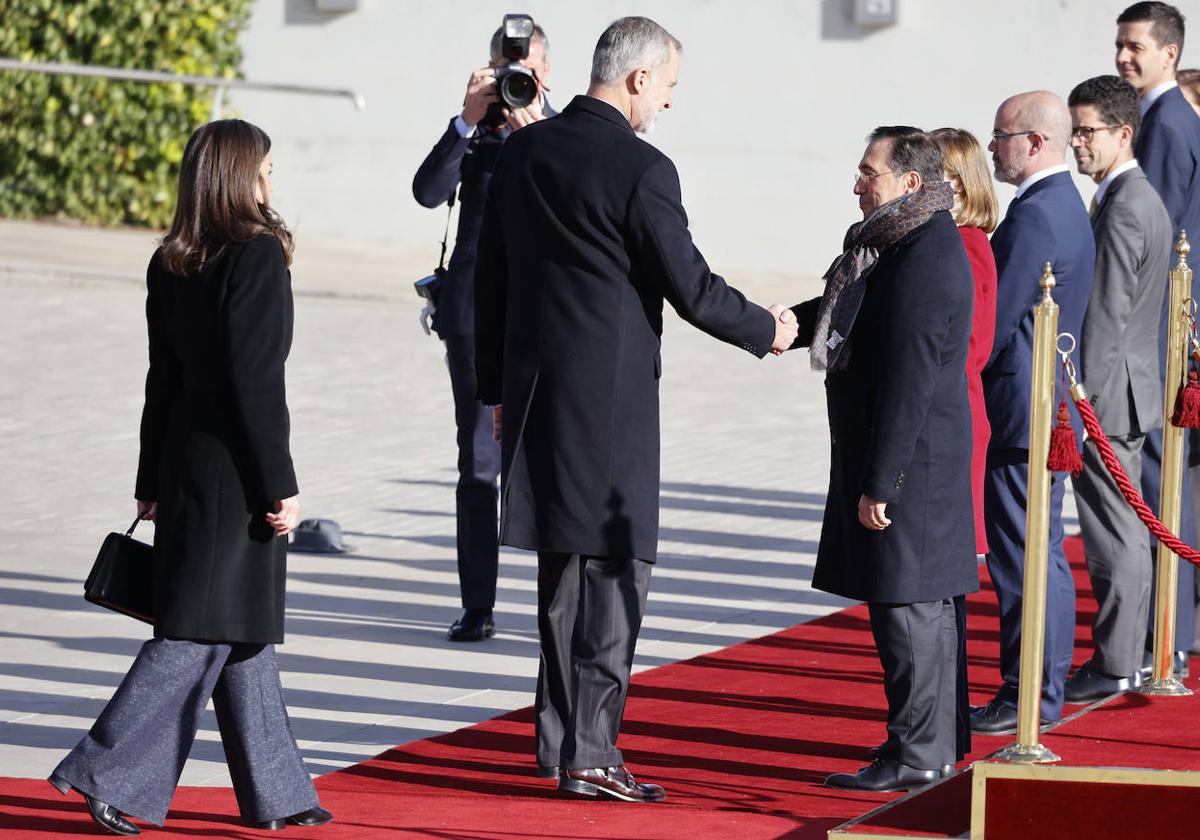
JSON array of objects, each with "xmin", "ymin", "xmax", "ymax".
[{"xmin": 0, "ymin": 219, "xmax": 855, "ymax": 787}]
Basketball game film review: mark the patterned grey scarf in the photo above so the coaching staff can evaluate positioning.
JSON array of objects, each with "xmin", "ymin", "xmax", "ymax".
[{"xmin": 810, "ymin": 181, "xmax": 955, "ymax": 371}]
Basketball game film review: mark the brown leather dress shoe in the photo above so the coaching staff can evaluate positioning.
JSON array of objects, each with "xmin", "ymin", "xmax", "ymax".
[{"xmin": 558, "ymin": 765, "xmax": 666, "ymax": 802}]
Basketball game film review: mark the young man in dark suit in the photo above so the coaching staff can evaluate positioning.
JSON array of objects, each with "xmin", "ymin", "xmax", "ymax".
[
  {"xmin": 1115, "ymin": 1, "xmax": 1200, "ymax": 672},
  {"xmin": 474, "ymin": 16, "xmax": 796, "ymax": 802},
  {"xmin": 1066, "ymin": 75, "xmax": 1172, "ymax": 702},
  {"xmin": 412, "ymin": 21, "xmax": 553, "ymax": 642},
  {"xmin": 972, "ymin": 91, "xmax": 1095, "ymax": 735}
]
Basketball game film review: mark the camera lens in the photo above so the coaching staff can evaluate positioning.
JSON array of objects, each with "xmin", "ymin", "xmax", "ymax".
[{"xmin": 500, "ymin": 69, "xmax": 537, "ymax": 109}]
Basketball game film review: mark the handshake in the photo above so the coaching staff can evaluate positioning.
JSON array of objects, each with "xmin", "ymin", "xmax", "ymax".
[{"xmin": 767, "ymin": 304, "xmax": 799, "ymax": 356}]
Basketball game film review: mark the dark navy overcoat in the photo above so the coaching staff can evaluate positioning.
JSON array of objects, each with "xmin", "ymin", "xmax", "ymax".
[
  {"xmin": 474, "ymin": 96, "xmax": 775, "ymax": 562},
  {"xmin": 793, "ymin": 210, "xmax": 979, "ymax": 603}
]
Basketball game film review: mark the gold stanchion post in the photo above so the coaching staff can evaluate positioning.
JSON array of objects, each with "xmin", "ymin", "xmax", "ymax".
[
  {"xmin": 995, "ymin": 263, "xmax": 1062, "ymax": 764},
  {"xmin": 1141, "ymin": 230, "xmax": 1194, "ymax": 697}
]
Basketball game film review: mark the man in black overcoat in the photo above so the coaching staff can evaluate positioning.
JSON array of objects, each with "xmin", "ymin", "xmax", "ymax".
[
  {"xmin": 788, "ymin": 128, "xmax": 979, "ymax": 793},
  {"xmin": 474, "ymin": 16, "xmax": 797, "ymax": 802}
]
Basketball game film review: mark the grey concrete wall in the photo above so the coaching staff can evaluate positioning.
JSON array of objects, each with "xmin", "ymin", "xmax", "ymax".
[{"xmin": 231, "ymin": 0, "xmax": 1134, "ymax": 283}]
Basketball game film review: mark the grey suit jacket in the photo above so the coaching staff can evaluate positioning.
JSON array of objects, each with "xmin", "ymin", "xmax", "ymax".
[{"xmin": 1079, "ymin": 167, "xmax": 1172, "ymax": 436}]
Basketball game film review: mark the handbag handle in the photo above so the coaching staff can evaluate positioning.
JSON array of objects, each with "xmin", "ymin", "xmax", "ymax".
[{"xmin": 125, "ymin": 511, "xmax": 149, "ymax": 537}]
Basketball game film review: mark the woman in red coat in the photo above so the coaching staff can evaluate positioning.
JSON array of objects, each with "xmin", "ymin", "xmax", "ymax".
[
  {"xmin": 932, "ymin": 128, "xmax": 999, "ymax": 764},
  {"xmin": 932, "ymin": 129, "xmax": 998, "ymax": 555}
]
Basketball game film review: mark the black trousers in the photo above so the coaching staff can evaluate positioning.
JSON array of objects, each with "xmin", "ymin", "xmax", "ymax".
[
  {"xmin": 535, "ymin": 552, "xmax": 651, "ymax": 770},
  {"xmin": 870, "ymin": 599, "xmax": 958, "ymax": 771},
  {"xmin": 444, "ymin": 334, "xmax": 501, "ymax": 610}
]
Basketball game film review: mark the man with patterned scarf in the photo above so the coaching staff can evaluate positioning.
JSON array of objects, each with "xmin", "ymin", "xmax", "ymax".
[{"xmin": 786, "ymin": 127, "xmax": 979, "ymax": 792}]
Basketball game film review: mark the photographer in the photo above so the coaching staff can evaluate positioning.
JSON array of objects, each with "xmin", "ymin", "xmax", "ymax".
[{"xmin": 412, "ymin": 16, "xmax": 552, "ymax": 642}]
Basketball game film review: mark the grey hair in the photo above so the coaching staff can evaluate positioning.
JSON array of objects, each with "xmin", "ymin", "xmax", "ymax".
[
  {"xmin": 589, "ymin": 16, "xmax": 681, "ymax": 86},
  {"xmin": 490, "ymin": 23, "xmax": 548, "ymax": 62}
]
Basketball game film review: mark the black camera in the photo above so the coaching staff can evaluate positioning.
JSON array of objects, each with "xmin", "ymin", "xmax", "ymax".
[
  {"xmin": 482, "ymin": 14, "xmax": 538, "ymax": 128},
  {"xmin": 414, "ymin": 268, "xmax": 443, "ymax": 303}
]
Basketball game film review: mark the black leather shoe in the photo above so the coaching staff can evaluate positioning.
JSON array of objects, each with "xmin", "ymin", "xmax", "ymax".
[
  {"xmin": 558, "ymin": 765, "xmax": 666, "ymax": 802},
  {"xmin": 1064, "ymin": 661, "xmax": 1134, "ymax": 703},
  {"xmin": 536, "ymin": 764, "xmax": 560, "ymax": 778},
  {"xmin": 825, "ymin": 759, "xmax": 940, "ymax": 793},
  {"xmin": 48, "ymin": 774, "xmax": 140, "ymax": 836},
  {"xmin": 448, "ymin": 609, "xmax": 495, "ymax": 642},
  {"xmin": 969, "ymin": 699, "xmax": 1053, "ymax": 735},
  {"xmin": 866, "ymin": 744, "xmax": 952, "ymax": 777},
  {"xmin": 1139, "ymin": 649, "xmax": 1191, "ymax": 680},
  {"xmin": 248, "ymin": 806, "xmax": 334, "ymax": 830}
]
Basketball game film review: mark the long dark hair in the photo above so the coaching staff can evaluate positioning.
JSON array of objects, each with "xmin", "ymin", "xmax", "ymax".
[{"xmin": 160, "ymin": 119, "xmax": 294, "ymax": 276}]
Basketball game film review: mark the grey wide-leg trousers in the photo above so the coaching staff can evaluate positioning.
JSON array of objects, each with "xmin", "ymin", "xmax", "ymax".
[{"xmin": 52, "ymin": 638, "xmax": 318, "ymax": 826}]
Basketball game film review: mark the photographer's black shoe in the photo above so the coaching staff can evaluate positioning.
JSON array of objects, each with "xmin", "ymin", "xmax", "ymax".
[{"xmin": 448, "ymin": 609, "xmax": 495, "ymax": 642}]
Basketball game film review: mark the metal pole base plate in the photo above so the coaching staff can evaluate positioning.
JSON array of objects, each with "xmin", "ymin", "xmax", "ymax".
[
  {"xmin": 1138, "ymin": 677, "xmax": 1194, "ymax": 696},
  {"xmin": 993, "ymin": 742, "xmax": 1062, "ymax": 764}
]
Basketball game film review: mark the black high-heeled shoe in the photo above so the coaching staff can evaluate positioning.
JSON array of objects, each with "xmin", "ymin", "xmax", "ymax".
[
  {"xmin": 249, "ymin": 806, "xmax": 334, "ymax": 830},
  {"xmin": 48, "ymin": 774, "xmax": 141, "ymax": 836}
]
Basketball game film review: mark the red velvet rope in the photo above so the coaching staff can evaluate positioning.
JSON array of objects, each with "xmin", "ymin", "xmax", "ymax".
[{"xmin": 1073, "ymin": 394, "xmax": 1200, "ymax": 565}]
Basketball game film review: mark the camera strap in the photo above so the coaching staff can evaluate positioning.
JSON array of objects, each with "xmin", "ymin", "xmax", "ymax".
[{"xmin": 438, "ymin": 187, "xmax": 457, "ymax": 273}]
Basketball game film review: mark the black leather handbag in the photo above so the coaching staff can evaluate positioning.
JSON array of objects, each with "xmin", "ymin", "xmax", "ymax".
[{"xmin": 84, "ymin": 514, "xmax": 155, "ymax": 624}]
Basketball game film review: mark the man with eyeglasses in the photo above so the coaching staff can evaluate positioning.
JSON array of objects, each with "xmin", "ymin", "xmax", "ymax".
[
  {"xmin": 971, "ymin": 91, "xmax": 1095, "ymax": 736},
  {"xmin": 1065, "ymin": 75, "xmax": 1172, "ymax": 703},
  {"xmin": 1115, "ymin": 1, "xmax": 1200, "ymax": 676},
  {"xmin": 786, "ymin": 127, "xmax": 978, "ymax": 792}
]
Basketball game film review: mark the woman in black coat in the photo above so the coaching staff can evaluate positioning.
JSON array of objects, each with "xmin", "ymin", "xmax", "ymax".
[{"xmin": 48, "ymin": 120, "xmax": 331, "ymax": 835}]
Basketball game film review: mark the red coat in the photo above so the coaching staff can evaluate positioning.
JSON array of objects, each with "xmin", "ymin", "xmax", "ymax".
[{"xmin": 959, "ymin": 226, "xmax": 997, "ymax": 554}]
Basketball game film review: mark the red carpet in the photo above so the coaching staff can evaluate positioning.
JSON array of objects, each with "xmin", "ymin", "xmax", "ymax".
[{"xmin": 3, "ymin": 536, "xmax": 1199, "ymax": 839}]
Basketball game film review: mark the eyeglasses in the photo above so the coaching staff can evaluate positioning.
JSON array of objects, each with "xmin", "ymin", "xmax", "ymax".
[
  {"xmin": 854, "ymin": 169, "xmax": 894, "ymax": 185},
  {"xmin": 1070, "ymin": 124, "xmax": 1120, "ymax": 141},
  {"xmin": 990, "ymin": 129, "xmax": 1039, "ymax": 141}
]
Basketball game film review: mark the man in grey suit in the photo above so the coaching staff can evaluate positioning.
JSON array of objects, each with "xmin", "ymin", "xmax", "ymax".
[{"xmin": 1066, "ymin": 75, "xmax": 1172, "ymax": 702}]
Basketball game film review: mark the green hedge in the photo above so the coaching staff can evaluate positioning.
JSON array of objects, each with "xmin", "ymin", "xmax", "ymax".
[{"xmin": 0, "ymin": 0, "xmax": 252, "ymax": 228}]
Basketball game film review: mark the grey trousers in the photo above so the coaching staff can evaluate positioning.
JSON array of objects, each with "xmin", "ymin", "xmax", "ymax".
[
  {"xmin": 52, "ymin": 638, "xmax": 318, "ymax": 826},
  {"xmin": 535, "ymin": 552, "xmax": 651, "ymax": 770},
  {"xmin": 1074, "ymin": 433, "xmax": 1152, "ymax": 676},
  {"xmin": 869, "ymin": 599, "xmax": 957, "ymax": 771}
]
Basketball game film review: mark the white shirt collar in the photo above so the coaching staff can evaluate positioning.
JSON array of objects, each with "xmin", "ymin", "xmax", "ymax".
[
  {"xmin": 1141, "ymin": 80, "xmax": 1178, "ymax": 114},
  {"xmin": 1014, "ymin": 164, "xmax": 1070, "ymax": 200},
  {"xmin": 1093, "ymin": 158, "xmax": 1140, "ymax": 208}
]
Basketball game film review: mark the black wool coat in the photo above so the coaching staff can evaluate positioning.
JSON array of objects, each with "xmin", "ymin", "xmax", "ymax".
[
  {"xmin": 475, "ymin": 95, "xmax": 776, "ymax": 562},
  {"xmin": 136, "ymin": 235, "xmax": 298, "ymax": 644},
  {"xmin": 792, "ymin": 211, "xmax": 979, "ymax": 604}
]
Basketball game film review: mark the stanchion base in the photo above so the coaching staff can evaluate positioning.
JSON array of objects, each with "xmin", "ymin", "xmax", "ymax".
[
  {"xmin": 992, "ymin": 742, "xmax": 1061, "ymax": 764},
  {"xmin": 1138, "ymin": 677, "xmax": 1194, "ymax": 696}
]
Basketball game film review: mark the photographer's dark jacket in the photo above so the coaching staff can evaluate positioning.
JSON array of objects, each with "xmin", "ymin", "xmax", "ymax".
[
  {"xmin": 474, "ymin": 95, "xmax": 775, "ymax": 562},
  {"xmin": 136, "ymin": 235, "xmax": 298, "ymax": 645},
  {"xmin": 413, "ymin": 102, "xmax": 555, "ymax": 338}
]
